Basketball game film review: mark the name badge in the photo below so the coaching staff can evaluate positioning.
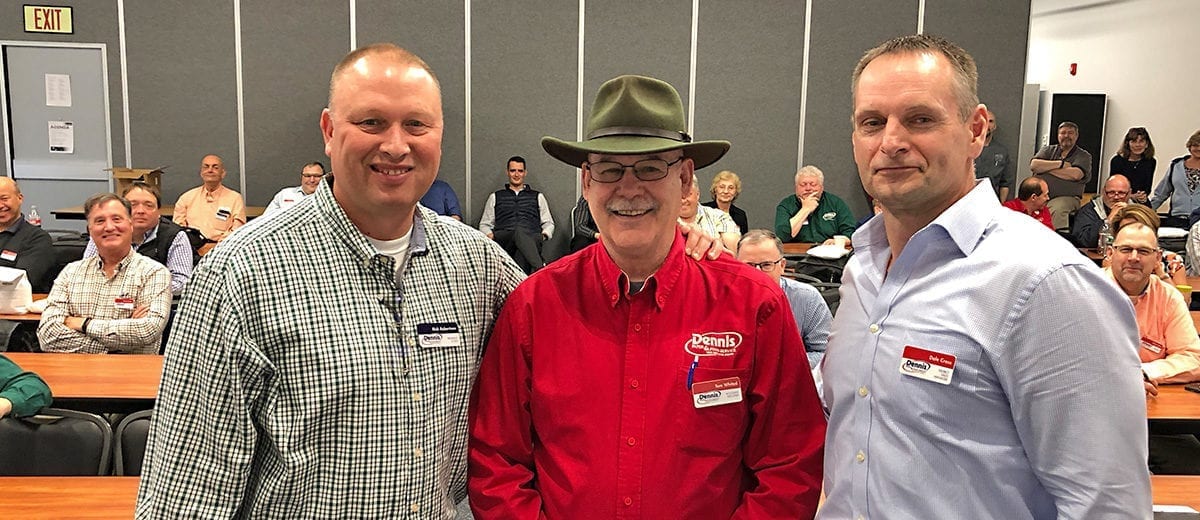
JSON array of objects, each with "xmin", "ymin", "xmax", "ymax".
[
  {"xmin": 114, "ymin": 297, "xmax": 135, "ymax": 310},
  {"xmin": 216, "ymin": 206, "xmax": 232, "ymax": 221},
  {"xmin": 692, "ymin": 376, "xmax": 743, "ymax": 408},
  {"xmin": 1141, "ymin": 337, "xmax": 1165, "ymax": 356},
  {"xmin": 0, "ymin": 249, "xmax": 16, "ymax": 261},
  {"xmin": 899, "ymin": 345, "xmax": 956, "ymax": 385},
  {"xmin": 417, "ymin": 322, "xmax": 461, "ymax": 348}
]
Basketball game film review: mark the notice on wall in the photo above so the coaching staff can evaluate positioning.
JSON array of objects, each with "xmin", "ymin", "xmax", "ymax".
[
  {"xmin": 48, "ymin": 121, "xmax": 74, "ymax": 154},
  {"xmin": 45, "ymin": 73, "xmax": 72, "ymax": 107}
]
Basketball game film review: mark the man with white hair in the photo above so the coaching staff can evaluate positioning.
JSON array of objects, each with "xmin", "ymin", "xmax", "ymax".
[{"xmin": 774, "ymin": 165, "xmax": 856, "ymax": 245}]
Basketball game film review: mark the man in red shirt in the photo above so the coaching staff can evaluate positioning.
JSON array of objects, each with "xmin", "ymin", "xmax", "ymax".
[
  {"xmin": 468, "ymin": 75, "xmax": 826, "ymax": 518},
  {"xmin": 1001, "ymin": 176, "xmax": 1054, "ymax": 229}
]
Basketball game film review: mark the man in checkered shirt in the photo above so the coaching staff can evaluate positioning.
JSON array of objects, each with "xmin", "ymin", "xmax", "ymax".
[{"xmin": 135, "ymin": 44, "xmax": 525, "ymax": 517}]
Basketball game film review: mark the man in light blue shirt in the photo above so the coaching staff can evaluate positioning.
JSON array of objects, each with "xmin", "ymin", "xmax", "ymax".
[{"xmin": 820, "ymin": 34, "xmax": 1150, "ymax": 519}]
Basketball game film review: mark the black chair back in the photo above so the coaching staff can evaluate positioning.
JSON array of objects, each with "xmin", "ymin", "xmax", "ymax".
[
  {"xmin": 0, "ymin": 408, "xmax": 112, "ymax": 475},
  {"xmin": 114, "ymin": 409, "xmax": 152, "ymax": 476}
]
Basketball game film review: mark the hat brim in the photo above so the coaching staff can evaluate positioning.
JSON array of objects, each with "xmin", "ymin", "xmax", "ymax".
[{"xmin": 542, "ymin": 135, "xmax": 730, "ymax": 170}]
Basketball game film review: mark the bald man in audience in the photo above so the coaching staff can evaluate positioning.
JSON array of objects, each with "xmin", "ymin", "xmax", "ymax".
[
  {"xmin": 1000, "ymin": 177, "xmax": 1053, "ymax": 229},
  {"xmin": 1073, "ymin": 174, "xmax": 1131, "ymax": 248},
  {"xmin": 0, "ymin": 178, "xmax": 53, "ymax": 292},
  {"xmin": 38, "ymin": 194, "xmax": 171, "ymax": 354},
  {"xmin": 173, "ymin": 154, "xmax": 246, "ymax": 241}
]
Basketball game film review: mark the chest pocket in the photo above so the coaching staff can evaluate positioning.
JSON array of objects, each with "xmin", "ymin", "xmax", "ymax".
[{"xmin": 673, "ymin": 366, "xmax": 750, "ymax": 457}]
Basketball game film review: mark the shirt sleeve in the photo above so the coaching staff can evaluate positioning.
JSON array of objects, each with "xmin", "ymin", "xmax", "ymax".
[
  {"xmin": 135, "ymin": 258, "xmax": 268, "ymax": 517},
  {"xmin": 798, "ymin": 289, "xmax": 832, "ymax": 363},
  {"xmin": 0, "ymin": 354, "xmax": 52, "ymax": 418},
  {"xmin": 467, "ymin": 292, "xmax": 545, "ymax": 518},
  {"xmin": 445, "ymin": 186, "xmax": 463, "ymax": 219},
  {"xmin": 573, "ymin": 198, "xmax": 598, "ymax": 240},
  {"xmin": 1150, "ymin": 166, "xmax": 1175, "ymax": 210},
  {"xmin": 1070, "ymin": 150, "xmax": 1093, "ymax": 184},
  {"xmin": 1033, "ymin": 145, "xmax": 1054, "ymax": 161},
  {"xmin": 36, "ymin": 263, "xmax": 97, "ymax": 353},
  {"xmin": 1071, "ymin": 205, "xmax": 1101, "ymax": 248},
  {"xmin": 172, "ymin": 191, "xmax": 190, "ymax": 226},
  {"xmin": 732, "ymin": 290, "xmax": 825, "ymax": 519},
  {"xmin": 833, "ymin": 197, "xmax": 857, "ymax": 237},
  {"xmin": 228, "ymin": 193, "xmax": 247, "ymax": 231},
  {"xmin": 1142, "ymin": 289, "xmax": 1200, "ymax": 383},
  {"xmin": 263, "ymin": 191, "xmax": 284, "ymax": 216},
  {"xmin": 13, "ymin": 228, "xmax": 54, "ymax": 293},
  {"xmin": 88, "ymin": 264, "xmax": 171, "ymax": 353},
  {"xmin": 775, "ymin": 200, "xmax": 798, "ymax": 241},
  {"xmin": 479, "ymin": 194, "xmax": 497, "ymax": 235},
  {"xmin": 538, "ymin": 194, "xmax": 554, "ymax": 238},
  {"xmin": 165, "ymin": 231, "xmax": 194, "ymax": 296},
  {"xmin": 992, "ymin": 264, "xmax": 1151, "ymax": 517}
]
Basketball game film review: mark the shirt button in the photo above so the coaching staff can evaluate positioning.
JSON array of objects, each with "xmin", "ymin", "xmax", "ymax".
[
  {"xmin": 414, "ymin": 448, "xmax": 423, "ymax": 458},
  {"xmin": 623, "ymin": 497, "xmax": 633, "ymax": 506},
  {"xmin": 868, "ymin": 324, "xmax": 880, "ymax": 334},
  {"xmin": 634, "ymin": 324, "xmax": 642, "ymax": 332},
  {"xmin": 857, "ymin": 515, "xmax": 865, "ymax": 520},
  {"xmin": 412, "ymin": 393, "xmax": 422, "ymax": 401},
  {"xmin": 627, "ymin": 437, "xmax": 637, "ymax": 446},
  {"xmin": 410, "ymin": 503, "xmax": 420, "ymax": 512},
  {"xmin": 630, "ymin": 379, "xmax": 639, "ymax": 388},
  {"xmin": 856, "ymin": 450, "xmax": 866, "ymax": 463},
  {"xmin": 858, "ymin": 386, "xmax": 869, "ymax": 397}
]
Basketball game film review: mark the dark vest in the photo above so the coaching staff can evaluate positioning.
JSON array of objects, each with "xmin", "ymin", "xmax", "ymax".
[
  {"xmin": 493, "ymin": 185, "xmax": 542, "ymax": 234},
  {"xmin": 138, "ymin": 217, "xmax": 187, "ymax": 266}
]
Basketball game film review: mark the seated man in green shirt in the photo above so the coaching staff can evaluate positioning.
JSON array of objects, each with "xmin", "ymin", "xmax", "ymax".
[
  {"xmin": 0, "ymin": 353, "xmax": 52, "ymax": 418},
  {"xmin": 775, "ymin": 165, "xmax": 856, "ymax": 244}
]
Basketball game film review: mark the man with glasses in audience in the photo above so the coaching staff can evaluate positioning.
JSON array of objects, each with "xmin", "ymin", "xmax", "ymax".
[
  {"xmin": 821, "ymin": 34, "xmax": 1148, "ymax": 518},
  {"xmin": 263, "ymin": 161, "xmax": 326, "ymax": 217},
  {"xmin": 468, "ymin": 75, "xmax": 825, "ymax": 519},
  {"xmin": 81, "ymin": 182, "xmax": 193, "ymax": 296},
  {"xmin": 1073, "ymin": 174, "xmax": 1131, "ymax": 248},
  {"xmin": 736, "ymin": 229, "xmax": 831, "ymax": 373}
]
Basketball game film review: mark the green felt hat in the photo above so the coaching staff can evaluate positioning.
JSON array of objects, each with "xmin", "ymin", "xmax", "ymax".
[{"xmin": 542, "ymin": 75, "xmax": 730, "ymax": 169}]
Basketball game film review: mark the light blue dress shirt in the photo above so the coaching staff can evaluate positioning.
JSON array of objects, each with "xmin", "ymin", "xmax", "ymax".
[
  {"xmin": 820, "ymin": 180, "xmax": 1151, "ymax": 519},
  {"xmin": 780, "ymin": 276, "xmax": 831, "ymax": 370}
]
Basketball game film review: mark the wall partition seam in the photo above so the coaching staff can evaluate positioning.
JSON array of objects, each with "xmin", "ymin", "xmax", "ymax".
[
  {"xmin": 349, "ymin": 0, "xmax": 357, "ymax": 51},
  {"xmin": 797, "ymin": 0, "xmax": 813, "ymax": 169},
  {"xmin": 917, "ymin": 0, "xmax": 926, "ymax": 34},
  {"xmin": 464, "ymin": 0, "xmax": 473, "ymax": 222},
  {"xmin": 575, "ymin": 0, "xmax": 586, "ymax": 201},
  {"xmin": 687, "ymin": 0, "xmax": 698, "ymax": 137},
  {"xmin": 233, "ymin": 0, "xmax": 247, "ymax": 197},
  {"xmin": 117, "ymin": 0, "xmax": 131, "ymax": 167}
]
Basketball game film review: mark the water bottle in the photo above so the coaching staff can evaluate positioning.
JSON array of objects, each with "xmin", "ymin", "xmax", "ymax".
[
  {"xmin": 27, "ymin": 205, "xmax": 41, "ymax": 226},
  {"xmin": 1097, "ymin": 219, "xmax": 1112, "ymax": 251}
]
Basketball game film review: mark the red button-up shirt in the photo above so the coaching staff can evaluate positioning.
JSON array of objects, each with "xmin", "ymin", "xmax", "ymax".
[{"xmin": 468, "ymin": 234, "xmax": 825, "ymax": 519}]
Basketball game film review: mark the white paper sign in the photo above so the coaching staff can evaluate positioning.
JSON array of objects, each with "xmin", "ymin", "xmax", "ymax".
[
  {"xmin": 45, "ymin": 74, "xmax": 72, "ymax": 107},
  {"xmin": 48, "ymin": 121, "xmax": 74, "ymax": 154}
]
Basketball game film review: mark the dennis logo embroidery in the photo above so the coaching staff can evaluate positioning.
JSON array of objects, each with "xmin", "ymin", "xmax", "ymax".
[
  {"xmin": 685, "ymin": 332, "xmax": 743, "ymax": 357},
  {"xmin": 822, "ymin": 211, "xmax": 837, "ymax": 221},
  {"xmin": 901, "ymin": 359, "xmax": 931, "ymax": 373}
]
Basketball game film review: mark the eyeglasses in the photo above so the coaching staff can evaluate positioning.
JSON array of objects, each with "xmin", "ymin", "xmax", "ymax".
[
  {"xmin": 585, "ymin": 158, "xmax": 683, "ymax": 183},
  {"xmin": 1112, "ymin": 245, "xmax": 1159, "ymax": 257},
  {"xmin": 744, "ymin": 258, "xmax": 785, "ymax": 271},
  {"xmin": 302, "ymin": 173, "xmax": 325, "ymax": 178},
  {"xmin": 1104, "ymin": 190, "xmax": 1129, "ymax": 196}
]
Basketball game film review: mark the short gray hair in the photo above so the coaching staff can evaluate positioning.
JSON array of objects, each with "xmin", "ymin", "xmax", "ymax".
[
  {"xmin": 737, "ymin": 229, "xmax": 784, "ymax": 255},
  {"xmin": 851, "ymin": 34, "xmax": 979, "ymax": 122},
  {"xmin": 795, "ymin": 165, "xmax": 824, "ymax": 185}
]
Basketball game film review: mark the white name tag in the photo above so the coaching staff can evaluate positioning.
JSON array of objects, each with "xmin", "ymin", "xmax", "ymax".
[
  {"xmin": 114, "ymin": 297, "xmax": 135, "ymax": 311},
  {"xmin": 899, "ymin": 345, "xmax": 956, "ymax": 385},
  {"xmin": 215, "ymin": 206, "xmax": 232, "ymax": 221},
  {"xmin": 692, "ymin": 377, "xmax": 743, "ymax": 408},
  {"xmin": 417, "ymin": 323, "xmax": 461, "ymax": 348},
  {"xmin": 0, "ymin": 250, "xmax": 16, "ymax": 261}
]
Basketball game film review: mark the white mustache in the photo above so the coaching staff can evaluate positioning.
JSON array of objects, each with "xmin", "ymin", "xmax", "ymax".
[{"xmin": 606, "ymin": 197, "xmax": 657, "ymax": 213}]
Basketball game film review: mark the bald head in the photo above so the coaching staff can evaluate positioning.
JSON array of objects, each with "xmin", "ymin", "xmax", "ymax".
[
  {"xmin": 328, "ymin": 43, "xmax": 441, "ymax": 112},
  {"xmin": 1103, "ymin": 175, "xmax": 1131, "ymax": 206},
  {"xmin": 0, "ymin": 177, "xmax": 24, "ymax": 229}
]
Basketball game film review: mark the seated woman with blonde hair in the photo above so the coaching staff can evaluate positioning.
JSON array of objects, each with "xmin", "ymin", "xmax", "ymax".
[{"xmin": 702, "ymin": 170, "xmax": 748, "ymax": 234}]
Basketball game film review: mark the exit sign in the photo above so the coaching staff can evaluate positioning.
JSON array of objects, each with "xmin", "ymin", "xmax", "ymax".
[{"xmin": 23, "ymin": 5, "xmax": 74, "ymax": 34}]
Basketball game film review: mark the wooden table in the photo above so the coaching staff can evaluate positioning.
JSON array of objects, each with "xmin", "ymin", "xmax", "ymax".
[
  {"xmin": 0, "ymin": 477, "xmax": 139, "ymax": 518},
  {"xmin": 782, "ymin": 242, "xmax": 814, "ymax": 256},
  {"xmin": 1148, "ymin": 385, "xmax": 1200, "ymax": 421},
  {"xmin": 3, "ymin": 352, "xmax": 163, "ymax": 401},
  {"xmin": 1152, "ymin": 475, "xmax": 1200, "ymax": 508},
  {"xmin": 53, "ymin": 204, "xmax": 265, "ymax": 221},
  {"xmin": 0, "ymin": 476, "xmax": 1192, "ymax": 517}
]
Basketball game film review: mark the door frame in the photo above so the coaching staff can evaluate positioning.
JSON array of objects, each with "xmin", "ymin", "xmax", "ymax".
[{"xmin": 0, "ymin": 40, "xmax": 113, "ymax": 186}]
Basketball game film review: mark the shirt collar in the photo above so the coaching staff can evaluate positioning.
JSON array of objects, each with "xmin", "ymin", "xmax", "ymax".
[
  {"xmin": 595, "ymin": 231, "xmax": 686, "ymax": 311},
  {"xmin": 851, "ymin": 179, "xmax": 998, "ymax": 261},
  {"xmin": 91, "ymin": 248, "xmax": 135, "ymax": 272},
  {"xmin": 0, "ymin": 216, "xmax": 26, "ymax": 235},
  {"xmin": 314, "ymin": 177, "xmax": 429, "ymax": 267}
]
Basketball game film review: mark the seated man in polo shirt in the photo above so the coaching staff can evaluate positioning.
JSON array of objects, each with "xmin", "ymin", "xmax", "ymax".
[
  {"xmin": 173, "ymin": 154, "xmax": 246, "ymax": 241},
  {"xmin": 0, "ymin": 178, "xmax": 53, "ymax": 292},
  {"xmin": 83, "ymin": 182, "xmax": 193, "ymax": 296},
  {"xmin": 680, "ymin": 174, "xmax": 740, "ymax": 252},
  {"xmin": 774, "ymin": 165, "xmax": 856, "ymax": 246},
  {"xmin": 1000, "ymin": 177, "xmax": 1054, "ymax": 229},
  {"xmin": 38, "ymin": 193, "xmax": 172, "ymax": 354},
  {"xmin": 479, "ymin": 156, "xmax": 554, "ymax": 274},
  {"xmin": 263, "ymin": 161, "xmax": 325, "ymax": 217}
]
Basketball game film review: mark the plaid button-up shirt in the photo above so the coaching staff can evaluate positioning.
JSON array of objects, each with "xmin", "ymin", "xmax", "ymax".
[{"xmin": 137, "ymin": 180, "xmax": 524, "ymax": 518}]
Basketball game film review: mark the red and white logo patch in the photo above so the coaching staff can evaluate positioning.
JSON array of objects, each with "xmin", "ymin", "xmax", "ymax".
[{"xmin": 684, "ymin": 332, "xmax": 743, "ymax": 357}]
